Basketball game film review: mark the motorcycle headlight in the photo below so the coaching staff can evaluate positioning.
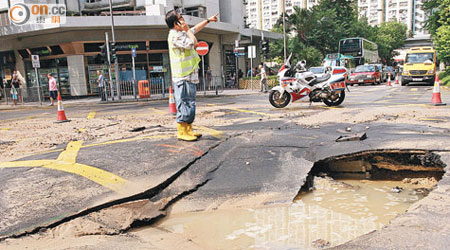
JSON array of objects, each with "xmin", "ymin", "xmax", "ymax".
[{"xmin": 428, "ymin": 69, "xmax": 435, "ymax": 74}]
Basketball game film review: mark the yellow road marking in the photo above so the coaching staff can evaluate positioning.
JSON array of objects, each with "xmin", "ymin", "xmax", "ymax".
[
  {"xmin": 196, "ymin": 126, "xmax": 224, "ymax": 139},
  {"xmin": 419, "ymin": 118, "xmax": 446, "ymax": 122},
  {"xmin": 83, "ymin": 134, "xmax": 175, "ymax": 148},
  {"xmin": 411, "ymin": 88, "xmax": 418, "ymax": 92},
  {"xmin": 228, "ymin": 108, "xmax": 271, "ymax": 117},
  {"xmin": 149, "ymin": 107, "xmax": 166, "ymax": 115},
  {"xmin": 300, "ymin": 136, "xmax": 317, "ymax": 140},
  {"xmin": 79, "ymin": 128, "xmax": 86, "ymax": 132},
  {"xmin": 320, "ymin": 106, "xmax": 341, "ymax": 109},
  {"xmin": 87, "ymin": 111, "xmax": 96, "ymax": 120},
  {"xmin": 0, "ymin": 128, "xmax": 10, "ymax": 131},
  {"xmin": 0, "ymin": 141, "xmax": 128, "ymax": 194}
]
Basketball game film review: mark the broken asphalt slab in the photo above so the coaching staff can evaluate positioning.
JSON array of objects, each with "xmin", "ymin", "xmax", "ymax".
[{"xmin": 1, "ymin": 120, "xmax": 450, "ymax": 243}]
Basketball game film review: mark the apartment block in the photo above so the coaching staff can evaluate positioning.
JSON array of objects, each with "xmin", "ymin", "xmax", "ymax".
[
  {"xmin": 246, "ymin": 0, "xmax": 318, "ymax": 31},
  {"xmin": 358, "ymin": 0, "xmax": 429, "ymax": 37}
]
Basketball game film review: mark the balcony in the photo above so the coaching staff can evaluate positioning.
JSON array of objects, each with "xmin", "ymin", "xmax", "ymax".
[{"xmin": 83, "ymin": 0, "xmax": 135, "ymax": 12}]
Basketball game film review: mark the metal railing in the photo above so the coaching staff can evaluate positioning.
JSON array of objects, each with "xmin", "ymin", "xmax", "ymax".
[
  {"xmin": 0, "ymin": 75, "xmax": 237, "ymax": 104},
  {"xmin": 1, "ymin": 86, "xmax": 47, "ymax": 105},
  {"xmin": 104, "ymin": 76, "xmax": 228, "ymax": 101}
]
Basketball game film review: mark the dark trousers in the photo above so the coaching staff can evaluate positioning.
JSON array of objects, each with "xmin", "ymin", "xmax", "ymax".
[{"xmin": 99, "ymin": 87, "xmax": 106, "ymax": 101}]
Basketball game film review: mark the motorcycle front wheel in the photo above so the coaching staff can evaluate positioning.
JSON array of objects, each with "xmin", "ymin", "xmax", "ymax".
[
  {"xmin": 269, "ymin": 90, "xmax": 291, "ymax": 108},
  {"xmin": 323, "ymin": 90, "xmax": 345, "ymax": 106}
]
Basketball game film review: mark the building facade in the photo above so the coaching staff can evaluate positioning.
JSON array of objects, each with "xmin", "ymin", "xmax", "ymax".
[
  {"xmin": 246, "ymin": 0, "xmax": 318, "ymax": 31},
  {"xmin": 0, "ymin": 0, "xmax": 280, "ymax": 98},
  {"xmin": 358, "ymin": 0, "xmax": 429, "ymax": 37}
]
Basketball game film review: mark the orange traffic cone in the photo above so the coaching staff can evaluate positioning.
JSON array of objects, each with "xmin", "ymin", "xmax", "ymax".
[
  {"xmin": 395, "ymin": 72, "xmax": 399, "ymax": 85},
  {"xmin": 168, "ymin": 86, "xmax": 177, "ymax": 115},
  {"xmin": 56, "ymin": 92, "xmax": 70, "ymax": 123},
  {"xmin": 431, "ymin": 74, "xmax": 446, "ymax": 106},
  {"xmin": 387, "ymin": 73, "xmax": 392, "ymax": 86}
]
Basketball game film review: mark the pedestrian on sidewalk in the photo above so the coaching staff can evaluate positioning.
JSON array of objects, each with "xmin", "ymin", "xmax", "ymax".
[
  {"xmin": 48, "ymin": 73, "xmax": 58, "ymax": 106},
  {"xmin": 165, "ymin": 9, "xmax": 218, "ymax": 141},
  {"xmin": 97, "ymin": 70, "xmax": 106, "ymax": 101},
  {"xmin": 11, "ymin": 70, "xmax": 22, "ymax": 103},
  {"xmin": 257, "ymin": 63, "xmax": 268, "ymax": 93},
  {"xmin": 10, "ymin": 84, "xmax": 18, "ymax": 105}
]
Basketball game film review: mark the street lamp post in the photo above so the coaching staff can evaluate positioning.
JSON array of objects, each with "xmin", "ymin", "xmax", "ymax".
[{"xmin": 282, "ymin": 0, "xmax": 287, "ymax": 62}]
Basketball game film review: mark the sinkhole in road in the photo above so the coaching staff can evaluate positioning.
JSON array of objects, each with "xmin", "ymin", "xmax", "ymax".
[{"xmin": 154, "ymin": 150, "xmax": 445, "ymax": 250}]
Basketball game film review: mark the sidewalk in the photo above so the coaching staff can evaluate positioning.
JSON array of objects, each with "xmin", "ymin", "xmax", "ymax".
[{"xmin": 0, "ymin": 89, "xmax": 259, "ymax": 111}]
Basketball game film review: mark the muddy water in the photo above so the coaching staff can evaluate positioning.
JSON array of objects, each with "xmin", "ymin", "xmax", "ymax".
[{"xmin": 156, "ymin": 178, "xmax": 434, "ymax": 250}]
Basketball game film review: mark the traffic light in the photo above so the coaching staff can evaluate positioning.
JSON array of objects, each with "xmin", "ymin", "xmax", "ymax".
[
  {"xmin": 95, "ymin": 44, "xmax": 107, "ymax": 64},
  {"xmin": 261, "ymin": 40, "xmax": 270, "ymax": 55},
  {"xmin": 110, "ymin": 42, "xmax": 117, "ymax": 61}
]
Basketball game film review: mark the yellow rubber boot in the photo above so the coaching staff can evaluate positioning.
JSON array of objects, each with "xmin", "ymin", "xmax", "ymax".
[
  {"xmin": 177, "ymin": 122, "xmax": 197, "ymax": 141},
  {"xmin": 187, "ymin": 123, "xmax": 202, "ymax": 138}
]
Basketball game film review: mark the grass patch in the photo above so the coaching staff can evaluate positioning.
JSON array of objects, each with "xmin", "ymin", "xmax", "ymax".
[{"xmin": 439, "ymin": 68, "xmax": 450, "ymax": 86}]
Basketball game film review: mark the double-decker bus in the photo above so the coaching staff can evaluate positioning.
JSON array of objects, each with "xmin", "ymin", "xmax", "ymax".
[{"xmin": 338, "ymin": 38, "xmax": 379, "ymax": 68}]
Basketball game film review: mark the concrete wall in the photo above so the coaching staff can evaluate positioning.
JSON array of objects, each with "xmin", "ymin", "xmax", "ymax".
[
  {"xmin": 196, "ymin": 32, "xmax": 221, "ymax": 77},
  {"xmin": 67, "ymin": 55, "xmax": 87, "ymax": 96},
  {"xmin": 219, "ymin": 0, "xmax": 244, "ymax": 28}
]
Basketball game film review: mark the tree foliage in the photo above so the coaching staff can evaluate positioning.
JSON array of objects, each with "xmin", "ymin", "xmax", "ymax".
[
  {"xmin": 269, "ymin": 0, "xmax": 407, "ymax": 66},
  {"xmin": 376, "ymin": 22, "xmax": 408, "ymax": 64},
  {"xmin": 427, "ymin": 0, "xmax": 450, "ymax": 65}
]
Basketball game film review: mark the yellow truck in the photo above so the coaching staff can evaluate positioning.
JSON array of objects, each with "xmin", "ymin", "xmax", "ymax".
[{"xmin": 401, "ymin": 47, "xmax": 437, "ymax": 86}]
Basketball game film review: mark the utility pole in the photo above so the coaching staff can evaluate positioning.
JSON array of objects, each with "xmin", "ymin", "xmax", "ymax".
[
  {"xmin": 282, "ymin": 0, "xmax": 287, "ymax": 62},
  {"xmin": 108, "ymin": 0, "xmax": 121, "ymax": 100}
]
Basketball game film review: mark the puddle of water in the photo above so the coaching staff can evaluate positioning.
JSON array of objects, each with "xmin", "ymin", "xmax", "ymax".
[{"xmin": 156, "ymin": 179, "xmax": 433, "ymax": 250}]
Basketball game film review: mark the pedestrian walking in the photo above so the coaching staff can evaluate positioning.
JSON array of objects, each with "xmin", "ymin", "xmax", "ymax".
[
  {"xmin": 10, "ymin": 84, "xmax": 18, "ymax": 105},
  {"xmin": 48, "ymin": 73, "xmax": 58, "ymax": 106},
  {"xmin": 11, "ymin": 70, "xmax": 22, "ymax": 103},
  {"xmin": 165, "ymin": 9, "xmax": 218, "ymax": 141},
  {"xmin": 97, "ymin": 70, "xmax": 106, "ymax": 101},
  {"xmin": 206, "ymin": 66, "xmax": 212, "ymax": 88},
  {"xmin": 257, "ymin": 63, "xmax": 268, "ymax": 93}
]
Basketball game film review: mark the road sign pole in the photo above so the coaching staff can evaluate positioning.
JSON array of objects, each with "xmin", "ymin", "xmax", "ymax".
[
  {"xmin": 195, "ymin": 41, "xmax": 210, "ymax": 95},
  {"xmin": 203, "ymin": 56, "xmax": 206, "ymax": 95},
  {"xmin": 251, "ymin": 56, "xmax": 253, "ymax": 91},
  {"xmin": 132, "ymin": 55, "xmax": 136, "ymax": 99},
  {"xmin": 34, "ymin": 67, "xmax": 41, "ymax": 105},
  {"xmin": 132, "ymin": 48, "xmax": 136, "ymax": 99}
]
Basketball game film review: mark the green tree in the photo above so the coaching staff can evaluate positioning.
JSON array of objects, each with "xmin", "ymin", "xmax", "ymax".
[
  {"xmin": 423, "ymin": 0, "xmax": 441, "ymax": 35},
  {"xmin": 375, "ymin": 22, "xmax": 408, "ymax": 64},
  {"xmin": 425, "ymin": 0, "xmax": 450, "ymax": 65},
  {"xmin": 435, "ymin": 25, "xmax": 450, "ymax": 65}
]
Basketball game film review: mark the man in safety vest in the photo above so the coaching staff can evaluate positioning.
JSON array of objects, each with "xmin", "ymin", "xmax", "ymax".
[{"xmin": 165, "ymin": 10, "xmax": 218, "ymax": 141}]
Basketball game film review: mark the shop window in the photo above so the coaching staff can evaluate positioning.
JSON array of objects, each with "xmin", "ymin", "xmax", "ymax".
[
  {"xmin": 18, "ymin": 49, "xmax": 30, "ymax": 59},
  {"xmin": 149, "ymin": 41, "xmax": 168, "ymax": 50},
  {"xmin": 29, "ymin": 47, "xmax": 51, "ymax": 57},
  {"xmin": 84, "ymin": 43, "xmax": 104, "ymax": 53},
  {"xmin": 185, "ymin": 6, "xmax": 206, "ymax": 18},
  {"xmin": 50, "ymin": 45, "xmax": 65, "ymax": 55}
]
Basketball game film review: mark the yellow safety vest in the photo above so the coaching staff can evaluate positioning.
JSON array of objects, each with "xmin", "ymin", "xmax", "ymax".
[{"xmin": 168, "ymin": 30, "xmax": 201, "ymax": 78}]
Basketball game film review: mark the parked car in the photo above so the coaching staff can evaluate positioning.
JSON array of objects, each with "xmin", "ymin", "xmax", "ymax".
[
  {"xmin": 346, "ymin": 65, "xmax": 382, "ymax": 85},
  {"xmin": 384, "ymin": 66, "xmax": 396, "ymax": 80}
]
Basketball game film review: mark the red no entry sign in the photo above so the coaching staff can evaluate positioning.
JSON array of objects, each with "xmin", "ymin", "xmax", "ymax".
[{"xmin": 196, "ymin": 41, "xmax": 209, "ymax": 56}]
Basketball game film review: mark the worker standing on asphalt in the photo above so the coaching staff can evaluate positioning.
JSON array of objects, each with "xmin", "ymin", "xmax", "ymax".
[{"xmin": 165, "ymin": 10, "xmax": 218, "ymax": 141}]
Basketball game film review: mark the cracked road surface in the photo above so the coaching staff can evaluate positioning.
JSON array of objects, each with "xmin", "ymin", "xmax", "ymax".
[{"xmin": 1, "ymin": 84, "xmax": 450, "ymax": 249}]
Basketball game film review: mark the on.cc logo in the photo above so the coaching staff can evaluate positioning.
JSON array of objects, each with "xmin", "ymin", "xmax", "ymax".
[{"xmin": 8, "ymin": 3, "xmax": 30, "ymax": 25}]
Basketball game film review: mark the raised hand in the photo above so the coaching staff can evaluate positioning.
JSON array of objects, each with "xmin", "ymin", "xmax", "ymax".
[{"xmin": 208, "ymin": 13, "xmax": 219, "ymax": 23}]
